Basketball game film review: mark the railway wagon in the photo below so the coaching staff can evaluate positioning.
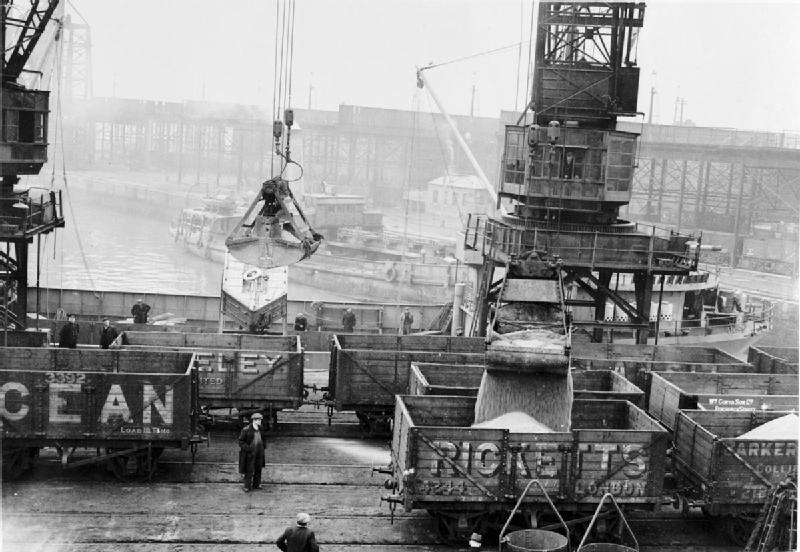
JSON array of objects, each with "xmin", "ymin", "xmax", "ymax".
[
  {"xmin": 386, "ymin": 394, "xmax": 668, "ymax": 541},
  {"xmin": 408, "ymin": 362, "xmax": 485, "ymax": 396},
  {"xmin": 747, "ymin": 346, "xmax": 799, "ymax": 374},
  {"xmin": 572, "ymin": 344, "xmax": 751, "ymax": 398},
  {"xmin": 672, "ymin": 409, "xmax": 798, "ymax": 544},
  {"xmin": 0, "ymin": 348, "xmax": 202, "ymax": 481},
  {"xmin": 409, "ymin": 363, "xmax": 646, "ymax": 407},
  {"xmin": 112, "ymin": 331, "xmax": 304, "ymax": 425},
  {"xmin": 327, "ymin": 335, "xmax": 485, "ymax": 434},
  {"xmin": 1, "ymin": 330, "xmax": 50, "ymax": 347},
  {"xmin": 648, "ymin": 372, "xmax": 799, "ymax": 430}
]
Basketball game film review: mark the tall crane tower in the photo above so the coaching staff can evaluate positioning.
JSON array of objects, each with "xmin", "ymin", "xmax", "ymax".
[
  {"xmin": 0, "ymin": 1, "xmax": 65, "ymax": 327},
  {"xmin": 462, "ymin": 2, "xmax": 699, "ymax": 344}
]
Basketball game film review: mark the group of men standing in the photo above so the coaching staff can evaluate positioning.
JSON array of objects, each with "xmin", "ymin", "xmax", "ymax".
[
  {"xmin": 58, "ymin": 298, "xmax": 151, "ymax": 348},
  {"xmin": 293, "ymin": 307, "xmax": 415, "ymax": 334}
]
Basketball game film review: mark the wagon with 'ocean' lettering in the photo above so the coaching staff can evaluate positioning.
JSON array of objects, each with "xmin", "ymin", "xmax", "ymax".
[
  {"xmin": 671, "ymin": 409, "xmax": 798, "ymax": 545},
  {"xmin": 111, "ymin": 331, "xmax": 304, "ymax": 427},
  {"xmin": 382, "ymin": 394, "xmax": 668, "ymax": 542},
  {"xmin": 0, "ymin": 348, "xmax": 203, "ymax": 481}
]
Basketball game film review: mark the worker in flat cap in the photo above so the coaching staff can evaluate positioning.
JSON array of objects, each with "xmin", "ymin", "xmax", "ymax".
[
  {"xmin": 238, "ymin": 412, "xmax": 267, "ymax": 492},
  {"xmin": 276, "ymin": 512, "xmax": 319, "ymax": 552}
]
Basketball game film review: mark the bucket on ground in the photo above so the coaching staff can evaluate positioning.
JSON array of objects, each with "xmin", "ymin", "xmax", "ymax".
[{"xmin": 504, "ymin": 529, "xmax": 569, "ymax": 552}]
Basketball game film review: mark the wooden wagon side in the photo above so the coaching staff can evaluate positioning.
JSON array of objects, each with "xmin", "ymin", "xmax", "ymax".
[
  {"xmin": 648, "ymin": 372, "xmax": 798, "ymax": 430},
  {"xmin": 0, "ymin": 348, "xmax": 202, "ymax": 481},
  {"xmin": 327, "ymin": 335, "xmax": 485, "ymax": 434},
  {"xmin": 748, "ymin": 346, "xmax": 799, "ymax": 374},
  {"xmin": 385, "ymin": 395, "xmax": 668, "ymax": 540},
  {"xmin": 672, "ymin": 409, "xmax": 798, "ymax": 543},
  {"xmin": 408, "ymin": 363, "xmax": 485, "ymax": 396},
  {"xmin": 572, "ymin": 370, "xmax": 645, "ymax": 407},
  {"xmin": 112, "ymin": 331, "xmax": 305, "ymax": 414}
]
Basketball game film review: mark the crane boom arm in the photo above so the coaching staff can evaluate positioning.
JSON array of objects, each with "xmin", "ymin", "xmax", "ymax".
[
  {"xmin": 3, "ymin": 0, "xmax": 60, "ymax": 83},
  {"xmin": 416, "ymin": 67, "xmax": 497, "ymax": 206}
]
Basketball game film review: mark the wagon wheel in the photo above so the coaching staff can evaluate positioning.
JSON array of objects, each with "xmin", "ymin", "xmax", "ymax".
[
  {"xmin": 592, "ymin": 511, "xmax": 624, "ymax": 543},
  {"xmin": 433, "ymin": 512, "xmax": 487, "ymax": 546},
  {"xmin": 107, "ymin": 448, "xmax": 164, "ymax": 482},
  {"xmin": 721, "ymin": 514, "xmax": 755, "ymax": 546},
  {"xmin": 2, "ymin": 448, "xmax": 35, "ymax": 480},
  {"xmin": 435, "ymin": 514, "xmax": 460, "ymax": 545},
  {"xmin": 356, "ymin": 412, "xmax": 377, "ymax": 438}
]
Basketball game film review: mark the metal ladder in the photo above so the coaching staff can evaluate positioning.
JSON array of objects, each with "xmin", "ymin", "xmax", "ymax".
[{"xmin": 745, "ymin": 480, "xmax": 797, "ymax": 552}]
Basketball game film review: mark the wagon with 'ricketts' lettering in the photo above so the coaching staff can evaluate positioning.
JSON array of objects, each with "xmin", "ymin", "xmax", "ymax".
[
  {"xmin": 0, "ymin": 348, "xmax": 203, "ymax": 481},
  {"xmin": 380, "ymin": 394, "xmax": 669, "ymax": 543}
]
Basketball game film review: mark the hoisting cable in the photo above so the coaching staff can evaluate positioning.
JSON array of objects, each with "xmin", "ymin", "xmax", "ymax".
[
  {"xmin": 53, "ymin": 29, "xmax": 100, "ymax": 299},
  {"xmin": 425, "ymin": 40, "xmax": 531, "ymax": 72},
  {"xmin": 270, "ymin": 0, "xmax": 281, "ymax": 178},
  {"xmin": 521, "ymin": 0, "xmax": 536, "ymax": 127}
]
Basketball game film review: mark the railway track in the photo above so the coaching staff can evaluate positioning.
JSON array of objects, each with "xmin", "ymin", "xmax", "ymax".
[{"xmin": 2, "ymin": 419, "xmax": 742, "ymax": 552}]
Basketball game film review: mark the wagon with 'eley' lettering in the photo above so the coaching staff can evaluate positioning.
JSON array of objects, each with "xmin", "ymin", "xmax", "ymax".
[
  {"xmin": 0, "ymin": 348, "xmax": 203, "ymax": 481},
  {"xmin": 382, "ymin": 394, "xmax": 668, "ymax": 541},
  {"xmin": 111, "ymin": 331, "xmax": 304, "ymax": 427}
]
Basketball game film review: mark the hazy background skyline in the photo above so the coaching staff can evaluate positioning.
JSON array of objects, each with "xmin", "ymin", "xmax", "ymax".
[{"xmin": 71, "ymin": 1, "xmax": 800, "ymax": 133}]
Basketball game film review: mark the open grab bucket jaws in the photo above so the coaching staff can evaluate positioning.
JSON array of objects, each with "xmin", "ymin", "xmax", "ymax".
[{"xmin": 225, "ymin": 177, "xmax": 324, "ymax": 269}]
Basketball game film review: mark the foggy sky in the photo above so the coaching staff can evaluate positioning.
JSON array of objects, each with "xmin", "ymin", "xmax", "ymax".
[{"xmin": 72, "ymin": 0, "xmax": 799, "ymax": 133}]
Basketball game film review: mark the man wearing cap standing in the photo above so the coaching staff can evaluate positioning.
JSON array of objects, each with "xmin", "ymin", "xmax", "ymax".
[
  {"xmin": 276, "ymin": 513, "xmax": 319, "ymax": 552},
  {"xmin": 238, "ymin": 413, "xmax": 267, "ymax": 492}
]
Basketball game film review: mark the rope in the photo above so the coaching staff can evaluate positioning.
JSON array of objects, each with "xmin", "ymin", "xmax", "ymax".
[{"xmin": 426, "ymin": 40, "xmax": 531, "ymax": 72}]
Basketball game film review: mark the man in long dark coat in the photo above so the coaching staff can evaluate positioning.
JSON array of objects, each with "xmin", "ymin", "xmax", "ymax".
[
  {"xmin": 59, "ymin": 314, "xmax": 79, "ymax": 348},
  {"xmin": 238, "ymin": 412, "xmax": 266, "ymax": 492},
  {"xmin": 99, "ymin": 318, "xmax": 119, "ymax": 349}
]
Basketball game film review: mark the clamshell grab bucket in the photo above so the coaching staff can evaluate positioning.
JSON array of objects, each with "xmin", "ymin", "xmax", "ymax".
[{"xmin": 225, "ymin": 177, "xmax": 323, "ymax": 269}]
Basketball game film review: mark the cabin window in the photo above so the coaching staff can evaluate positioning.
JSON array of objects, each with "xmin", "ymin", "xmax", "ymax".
[
  {"xmin": 561, "ymin": 147, "xmax": 585, "ymax": 180},
  {"xmin": 605, "ymin": 133, "xmax": 636, "ymax": 192},
  {"xmin": 503, "ymin": 126, "xmax": 526, "ymax": 186}
]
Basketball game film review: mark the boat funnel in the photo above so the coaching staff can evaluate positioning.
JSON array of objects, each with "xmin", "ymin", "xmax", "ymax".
[{"xmin": 226, "ymin": 177, "xmax": 323, "ymax": 269}]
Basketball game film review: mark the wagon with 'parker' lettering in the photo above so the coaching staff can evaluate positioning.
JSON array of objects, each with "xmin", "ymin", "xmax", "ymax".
[
  {"xmin": 0, "ymin": 348, "xmax": 203, "ymax": 481},
  {"xmin": 383, "ymin": 394, "xmax": 668, "ymax": 542},
  {"xmin": 648, "ymin": 371, "xmax": 798, "ymax": 430},
  {"xmin": 671, "ymin": 409, "xmax": 798, "ymax": 545},
  {"xmin": 409, "ymin": 363, "xmax": 646, "ymax": 407},
  {"xmin": 326, "ymin": 335, "xmax": 485, "ymax": 435},
  {"xmin": 112, "ymin": 332, "xmax": 304, "ymax": 427}
]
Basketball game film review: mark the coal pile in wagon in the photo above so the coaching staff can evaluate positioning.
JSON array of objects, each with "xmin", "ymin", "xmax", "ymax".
[{"xmin": 474, "ymin": 329, "xmax": 572, "ymax": 432}]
